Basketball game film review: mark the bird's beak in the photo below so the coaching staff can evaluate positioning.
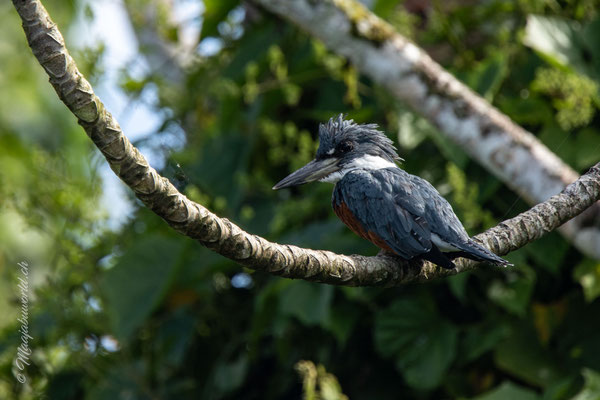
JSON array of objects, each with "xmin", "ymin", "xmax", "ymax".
[{"xmin": 273, "ymin": 158, "xmax": 340, "ymax": 190}]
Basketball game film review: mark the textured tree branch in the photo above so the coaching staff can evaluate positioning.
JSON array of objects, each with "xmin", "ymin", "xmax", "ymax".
[
  {"xmin": 11, "ymin": 0, "xmax": 600, "ymax": 287},
  {"xmin": 252, "ymin": 0, "xmax": 600, "ymax": 259}
]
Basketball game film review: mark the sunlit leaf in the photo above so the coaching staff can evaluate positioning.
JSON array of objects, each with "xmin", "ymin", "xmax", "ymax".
[
  {"xmin": 572, "ymin": 369, "xmax": 600, "ymax": 400},
  {"xmin": 523, "ymin": 15, "xmax": 587, "ymax": 74},
  {"xmin": 573, "ymin": 260, "xmax": 600, "ymax": 302}
]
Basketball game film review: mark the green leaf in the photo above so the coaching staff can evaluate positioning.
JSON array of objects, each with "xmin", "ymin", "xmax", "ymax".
[
  {"xmin": 212, "ymin": 355, "xmax": 249, "ymax": 395},
  {"xmin": 472, "ymin": 381, "xmax": 541, "ymax": 400},
  {"xmin": 523, "ymin": 15, "xmax": 587, "ymax": 74},
  {"xmin": 447, "ymin": 272, "xmax": 470, "ymax": 303},
  {"xmin": 279, "ymin": 281, "xmax": 334, "ymax": 326},
  {"xmin": 574, "ymin": 128, "xmax": 600, "ymax": 170},
  {"xmin": 460, "ymin": 53, "xmax": 508, "ymax": 101},
  {"xmin": 46, "ymin": 370, "xmax": 84, "ymax": 400},
  {"xmin": 200, "ymin": 0, "xmax": 239, "ymax": 38},
  {"xmin": 373, "ymin": 0, "xmax": 399, "ymax": 18},
  {"xmin": 543, "ymin": 375, "xmax": 579, "ymax": 400},
  {"xmin": 223, "ymin": 22, "xmax": 280, "ymax": 80},
  {"xmin": 494, "ymin": 322, "xmax": 566, "ymax": 387},
  {"xmin": 555, "ymin": 298, "xmax": 600, "ymax": 371},
  {"xmin": 497, "ymin": 96, "xmax": 554, "ymax": 126},
  {"xmin": 487, "ymin": 266, "xmax": 536, "ymax": 317},
  {"xmin": 101, "ymin": 235, "xmax": 182, "ymax": 339},
  {"xmin": 426, "ymin": 127, "xmax": 470, "ymax": 169},
  {"xmin": 323, "ymin": 301, "xmax": 360, "ymax": 346},
  {"xmin": 475, "ymin": 54, "xmax": 508, "ymax": 100},
  {"xmin": 525, "ymin": 232, "xmax": 569, "ymax": 274},
  {"xmin": 374, "ymin": 294, "xmax": 458, "ymax": 390},
  {"xmin": 573, "ymin": 259, "xmax": 600, "ymax": 302},
  {"xmin": 194, "ymin": 134, "xmax": 254, "ymax": 210},
  {"xmin": 581, "ymin": 17, "xmax": 600, "ymax": 79},
  {"xmin": 155, "ymin": 308, "xmax": 196, "ymax": 367},
  {"xmin": 572, "ymin": 369, "xmax": 600, "ymax": 400},
  {"xmin": 460, "ymin": 321, "xmax": 511, "ymax": 363},
  {"xmin": 396, "ymin": 110, "xmax": 428, "ymax": 150},
  {"xmin": 87, "ymin": 364, "xmax": 146, "ymax": 400}
]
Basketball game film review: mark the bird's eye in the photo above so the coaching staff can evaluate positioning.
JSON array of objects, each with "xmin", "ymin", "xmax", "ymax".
[{"xmin": 337, "ymin": 141, "xmax": 354, "ymax": 154}]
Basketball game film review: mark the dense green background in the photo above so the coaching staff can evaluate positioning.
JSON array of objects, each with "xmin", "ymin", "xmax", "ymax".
[{"xmin": 1, "ymin": 0, "xmax": 600, "ymax": 398}]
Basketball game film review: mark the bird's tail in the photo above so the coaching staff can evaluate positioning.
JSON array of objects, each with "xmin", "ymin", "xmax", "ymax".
[{"xmin": 449, "ymin": 239, "xmax": 512, "ymax": 266}]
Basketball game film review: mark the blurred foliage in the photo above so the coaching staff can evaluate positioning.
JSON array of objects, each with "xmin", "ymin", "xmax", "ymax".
[
  {"xmin": 296, "ymin": 360, "xmax": 348, "ymax": 400},
  {"xmin": 1, "ymin": 0, "xmax": 600, "ymax": 399},
  {"xmin": 532, "ymin": 67, "xmax": 598, "ymax": 131}
]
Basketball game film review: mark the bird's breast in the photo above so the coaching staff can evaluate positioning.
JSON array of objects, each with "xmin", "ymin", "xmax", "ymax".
[{"xmin": 333, "ymin": 200, "xmax": 394, "ymax": 253}]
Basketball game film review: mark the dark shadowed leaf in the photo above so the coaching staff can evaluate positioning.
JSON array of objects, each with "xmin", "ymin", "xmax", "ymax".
[
  {"xmin": 487, "ymin": 266, "xmax": 535, "ymax": 316},
  {"xmin": 555, "ymin": 298, "xmax": 600, "ymax": 371},
  {"xmin": 87, "ymin": 364, "xmax": 146, "ymax": 400},
  {"xmin": 46, "ymin": 370, "xmax": 84, "ymax": 400},
  {"xmin": 471, "ymin": 381, "xmax": 540, "ymax": 400},
  {"xmin": 323, "ymin": 301, "xmax": 360, "ymax": 346},
  {"xmin": 497, "ymin": 96, "xmax": 554, "ymax": 126},
  {"xmin": 494, "ymin": 322, "xmax": 566, "ymax": 387},
  {"xmin": 526, "ymin": 232, "xmax": 569, "ymax": 274},
  {"xmin": 460, "ymin": 52, "xmax": 508, "ymax": 101},
  {"xmin": 101, "ymin": 235, "xmax": 183, "ymax": 339},
  {"xmin": 279, "ymin": 280, "xmax": 334, "ymax": 326},
  {"xmin": 211, "ymin": 355, "xmax": 249, "ymax": 397},
  {"xmin": 374, "ymin": 294, "xmax": 458, "ymax": 390},
  {"xmin": 459, "ymin": 320, "xmax": 511, "ymax": 363},
  {"xmin": 447, "ymin": 269, "xmax": 470, "ymax": 303},
  {"xmin": 581, "ymin": 17, "xmax": 600, "ymax": 78},
  {"xmin": 574, "ymin": 128, "xmax": 600, "ymax": 170},
  {"xmin": 155, "ymin": 308, "xmax": 196, "ymax": 367}
]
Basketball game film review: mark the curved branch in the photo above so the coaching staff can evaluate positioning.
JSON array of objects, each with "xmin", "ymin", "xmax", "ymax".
[
  {"xmin": 11, "ymin": 0, "xmax": 600, "ymax": 287},
  {"xmin": 252, "ymin": 0, "xmax": 600, "ymax": 259}
]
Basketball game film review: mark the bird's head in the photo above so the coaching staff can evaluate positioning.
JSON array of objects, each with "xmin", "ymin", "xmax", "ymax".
[{"xmin": 273, "ymin": 114, "xmax": 401, "ymax": 190}]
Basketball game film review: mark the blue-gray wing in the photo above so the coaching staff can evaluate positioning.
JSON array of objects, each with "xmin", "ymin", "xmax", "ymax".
[{"xmin": 333, "ymin": 168, "xmax": 469, "ymax": 259}]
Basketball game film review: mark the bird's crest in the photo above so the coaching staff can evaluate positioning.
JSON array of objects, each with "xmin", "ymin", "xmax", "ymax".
[{"xmin": 316, "ymin": 114, "xmax": 401, "ymax": 162}]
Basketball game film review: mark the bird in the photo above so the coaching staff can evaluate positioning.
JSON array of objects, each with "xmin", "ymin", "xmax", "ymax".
[{"xmin": 272, "ymin": 114, "xmax": 510, "ymax": 269}]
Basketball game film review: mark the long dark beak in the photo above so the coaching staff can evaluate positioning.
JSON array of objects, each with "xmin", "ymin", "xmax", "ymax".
[{"xmin": 273, "ymin": 158, "xmax": 340, "ymax": 190}]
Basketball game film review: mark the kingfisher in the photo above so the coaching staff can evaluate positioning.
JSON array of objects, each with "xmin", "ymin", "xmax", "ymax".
[{"xmin": 273, "ymin": 115, "xmax": 510, "ymax": 269}]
